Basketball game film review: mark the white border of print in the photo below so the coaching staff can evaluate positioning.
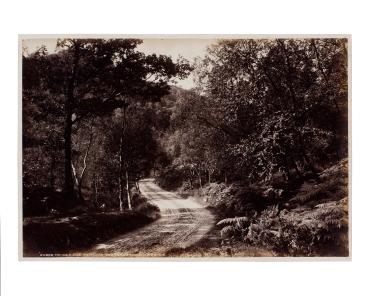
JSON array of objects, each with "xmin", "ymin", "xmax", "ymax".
[{"xmin": 2, "ymin": 1, "xmax": 369, "ymax": 296}]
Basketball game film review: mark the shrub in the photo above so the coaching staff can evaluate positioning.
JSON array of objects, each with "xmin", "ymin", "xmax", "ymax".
[
  {"xmin": 131, "ymin": 193, "xmax": 160, "ymax": 219},
  {"xmin": 205, "ymin": 182, "xmax": 271, "ymax": 218},
  {"xmin": 156, "ymin": 165, "xmax": 185, "ymax": 190}
]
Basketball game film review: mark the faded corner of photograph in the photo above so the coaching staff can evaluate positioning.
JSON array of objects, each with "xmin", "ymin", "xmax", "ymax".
[{"xmin": 21, "ymin": 36, "xmax": 350, "ymax": 259}]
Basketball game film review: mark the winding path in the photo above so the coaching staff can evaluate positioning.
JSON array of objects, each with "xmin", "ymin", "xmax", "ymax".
[{"xmin": 88, "ymin": 178, "xmax": 215, "ymax": 257}]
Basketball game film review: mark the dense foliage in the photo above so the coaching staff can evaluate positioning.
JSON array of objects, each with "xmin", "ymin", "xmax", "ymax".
[
  {"xmin": 215, "ymin": 160, "xmax": 348, "ymax": 256},
  {"xmin": 23, "ymin": 39, "xmax": 191, "ymax": 214},
  {"xmin": 158, "ymin": 38, "xmax": 348, "ymax": 189}
]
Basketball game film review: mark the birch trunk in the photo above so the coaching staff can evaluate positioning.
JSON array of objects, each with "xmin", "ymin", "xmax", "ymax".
[
  {"xmin": 125, "ymin": 167, "xmax": 132, "ymax": 210},
  {"xmin": 77, "ymin": 125, "xmax": 94, "ymax": 200},
  {"xmin": 71, "ymin": 163, "xmax": 79, "ymax": 188}
]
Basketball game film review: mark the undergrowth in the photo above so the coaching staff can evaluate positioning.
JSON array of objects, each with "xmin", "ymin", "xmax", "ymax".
[{"xmin": 212, "ymin": 159, "xmax": 349, "ymax": 256}]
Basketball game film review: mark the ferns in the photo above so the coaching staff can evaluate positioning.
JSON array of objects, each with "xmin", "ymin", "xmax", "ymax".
[
  {"xmin": 217, "ymin": 216, "xmax": 249, "ymax": 241},
  {"xmin": 217, "ymin": 216, "xmax": 249, "ymax": 227},
  {"xmin": 290, "ymin": 161, "xmax": 348, "ymax": 206},
  {"xmin": 215, "ymin": 160, "xmax": 349, "ymax": 256},
  {"xmin": 217, "ymin": 198, "xmax": 348, "ymax": 256},
  {"xmin": 261, "ymin": 205, "xmax": 279, "ymax": 218},
  {"xmin": 220, "ymin": 225, "xmax": 236, "ymax": 239}
]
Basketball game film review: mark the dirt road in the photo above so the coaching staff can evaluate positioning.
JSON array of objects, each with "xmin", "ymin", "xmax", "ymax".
[{"xmin": 88, "ymin": 178, "xmax": 215, "ymax": 257}]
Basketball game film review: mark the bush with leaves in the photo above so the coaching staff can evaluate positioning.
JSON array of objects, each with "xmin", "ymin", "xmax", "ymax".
[{"xmin": 156, "ymin": 165, "xmax": 185, "ymax": 191}]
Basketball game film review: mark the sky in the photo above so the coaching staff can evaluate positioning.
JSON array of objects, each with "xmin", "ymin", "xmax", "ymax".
[{"xmin": 22, "ymin": 38, "xmax": 218, "ymax": 89}]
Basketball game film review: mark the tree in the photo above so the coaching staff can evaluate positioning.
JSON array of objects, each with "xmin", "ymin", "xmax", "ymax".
[
  {"xmin": 189, "ymin": 38, "xmax": 348, "ymax": 183},
  {"xmin": 23, "ymin": 39, "xmax": 191, "ymax": 207}
]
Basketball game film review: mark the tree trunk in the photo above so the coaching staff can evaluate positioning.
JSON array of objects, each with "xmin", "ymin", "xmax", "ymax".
[
  {"xmin": 118, "ymin": 131, "xmax": 124, "ymax": 212},
  {"xmin": 125, "ymin": 167, "xmax": 132, "ymax": 210},
  {"xmin": 77, "ymin": 124, "xmax": 94, "ymax": 200},
  {"xmin": 188, "ymin": 177, "xmax": 193, "ymax": 189},
  {"xmin": 118, "ymin": 105, "xmax": 129, "ymax": 212},
  {"xmin": 64, "ymin": 111, "xmax": 75, "ymax": 201},
  {"xmin": 93, "ymin": 173, "xmax": 99, "ymax": 208},
  {"xmin": 63, "ymin": 42, "xmax": 80, "ymax": 204},
  {"xmin": 198, "ymin": 171, "xmax": 203, "ymax": 195},
  {"xmin": 71, "ymin": 163, "xmax": 79, "ymax": 188}
]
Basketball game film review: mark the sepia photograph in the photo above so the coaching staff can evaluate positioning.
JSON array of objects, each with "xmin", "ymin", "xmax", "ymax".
[{"xmin": 20, "ymin": 36, "xmax": 350, "ymax": 258}]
